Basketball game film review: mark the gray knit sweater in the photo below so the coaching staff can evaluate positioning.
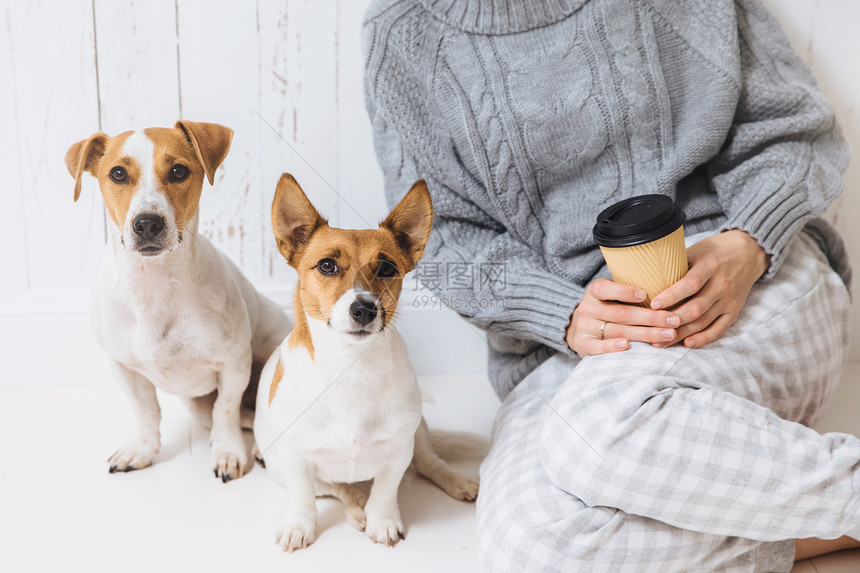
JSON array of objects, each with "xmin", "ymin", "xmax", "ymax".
[{"xmin": 363, "ymin": 0, "xmax": 851, "ymax": 399}]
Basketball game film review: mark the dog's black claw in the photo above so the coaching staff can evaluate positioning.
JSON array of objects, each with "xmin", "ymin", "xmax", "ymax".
[
  {"xmin": 221, "ymin": 473, "xmax": 228, "ymax": 483},
  {"xmin": 255, "ymin": 456, "xmax": 266, "ymax": 468},
  {"xmin": 122, "ymin": 465, "xmax": 135, "ymax": 472},
  {"xmin": 213, "ymin": 468, "xmax": 218, "ymax": 478},
  {"xmin": 109, "ymin": 465, "xmax": 117, "ymax": 473},
  {"xmin": 399, "ymin": 531, "xmax": 405, "ymax": 540}
]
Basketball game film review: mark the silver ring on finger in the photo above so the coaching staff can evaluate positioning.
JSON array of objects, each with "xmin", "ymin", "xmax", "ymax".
[{"xmin": 599, "ymin": 320, "xmax": 607, "ymax": 340}]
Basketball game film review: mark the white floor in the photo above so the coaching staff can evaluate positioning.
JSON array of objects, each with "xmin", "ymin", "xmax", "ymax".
[
  {"xmin": 2, "ymin": 361, "xmax": 859, "ymax": 572},
  {"xmin": 0, "ymin": 373, "xmax": 499, "ymax": 573}
]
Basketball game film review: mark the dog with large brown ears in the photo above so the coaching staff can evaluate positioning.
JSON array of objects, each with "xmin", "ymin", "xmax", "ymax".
[
  {"xmin": 255, "ymin": 173, "xmax": 479, "ymax": 551},
  {"xmin": 65, "ymin": 121, "xmax": 291, "ymax": 481}
]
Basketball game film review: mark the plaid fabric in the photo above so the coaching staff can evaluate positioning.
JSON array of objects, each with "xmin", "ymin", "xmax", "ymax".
[{"xmin": 477, "ymin": 232, "xmax": 857, "ymax": 572}]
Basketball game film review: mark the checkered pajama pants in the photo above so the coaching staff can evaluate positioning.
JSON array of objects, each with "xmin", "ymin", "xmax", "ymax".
[{"xmin": 476, "ymin": 232, "xmax": 858, "ymax": 572}]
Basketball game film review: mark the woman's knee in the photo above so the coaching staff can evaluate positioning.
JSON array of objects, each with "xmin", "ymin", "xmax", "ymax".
[
  {"xmin": 476, "ymin": 460, "xmax": 619, "ymax": 571},
  {"xmin": 477, "ymin": 474, "xmax": 712, "ymax": 573},
  {"xmin": 537, "ymin": 360, "xmax": 674, "ymax": 501},
  {"xmin": 479, "ymin": 478, "xmax": 777, "ymax": 573}
]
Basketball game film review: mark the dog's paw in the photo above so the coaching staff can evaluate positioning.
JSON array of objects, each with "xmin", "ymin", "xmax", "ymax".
[
  {"xmin": 251, "ymin": 441, "xmax": 265, "ymax": 468},
  {"xmin": 336, "ymin": 483, "xmax": 368, "ymax": 531},
  {"xmin": 275, "ymin": 521, "xmax": 316, "ymax": 552},
  {"xmin": 443, "ymin": 472, "xmax": 480, "ymax": 501},
  {"xmin": 346, "ymin": 504, "xmax": 367, "ymax": 531},
  {"xmin": 108, "ymin": 435, "xmax": 160, "ymax": 473},
  {"xmin": 210, "ymin": 440, "xmax": 248, "ymax": 482},
  {"xmin": 366, "ymin": 517, "xmax": 404, "ymax": 547}
]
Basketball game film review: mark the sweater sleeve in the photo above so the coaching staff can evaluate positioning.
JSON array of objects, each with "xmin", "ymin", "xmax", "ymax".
[
  {"xmin": 706, "ymin": 0, "xmax": 850, "ymax": 278},
  {"xmin": 366, "ymin": 106, "xmax": 583, "ymax": 355}
]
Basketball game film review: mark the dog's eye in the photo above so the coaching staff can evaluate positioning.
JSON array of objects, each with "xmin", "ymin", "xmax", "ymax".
[
  {"xmin": 375, "ymin": 260, "xmax": 398, "ymax": 279},
  {"xmin": 316, "ymin": 258, "xmax": 338, "ymax": 276},
  {"xmin": 109, "ymin": 166, "xmax": 128, "ymax": 183},
  {"xmin": 170, "ymin": 164, "xmax": 189, "ymax": 182}
]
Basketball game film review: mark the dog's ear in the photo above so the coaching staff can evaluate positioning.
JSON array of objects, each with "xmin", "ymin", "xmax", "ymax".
[
  {"xmin": 380, "ymin": 179, "xmax": 434, "ymax": 270},
  {"xmin": 271, "ymin": 173, "xmax": 327, "ymax": 267},
  {"xmin": 65, "ymin": 133, "xmax": 109, "ymax": 202},
  {"xmin": 175, "ymin": 120, "xmax": 234, "ymax": 185}
]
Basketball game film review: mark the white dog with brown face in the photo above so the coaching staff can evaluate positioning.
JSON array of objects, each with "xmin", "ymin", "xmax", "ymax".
[
  {"xmin": 255, "ymin": 174, "xmax": 480, "ymax": 551},
  {"xmin": 65, "ymin": 121, "xmax": 291, "ymax": 481}
]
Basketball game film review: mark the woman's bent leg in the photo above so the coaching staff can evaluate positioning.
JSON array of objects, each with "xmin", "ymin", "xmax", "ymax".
[
  {"xmin": 478, "ymin": 354, "xmax": 795, "ymax": 572},
  {"xmin": 539, "ymin": 234, "xmax": 859, "ymax": 543}
]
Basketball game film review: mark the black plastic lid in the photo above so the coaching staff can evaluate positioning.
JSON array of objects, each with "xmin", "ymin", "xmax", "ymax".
[{"xmin": 593, "ymin": 195, "xmax": 686, "ymax": 248}]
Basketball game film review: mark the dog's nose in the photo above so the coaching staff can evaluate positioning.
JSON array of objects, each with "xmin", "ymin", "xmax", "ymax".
[
  {"xmin": 132, "ymin": 214, "xmax": 165, "ymax": 240},
  {"xmin": 349, "ymin": 297, "xmax": 378, "ymax": 326}
]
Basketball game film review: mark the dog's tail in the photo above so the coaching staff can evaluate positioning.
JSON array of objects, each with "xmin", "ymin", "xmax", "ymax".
[{"xmin": 429, "ymin": 430, "xmax": 490, "ymax": 462}]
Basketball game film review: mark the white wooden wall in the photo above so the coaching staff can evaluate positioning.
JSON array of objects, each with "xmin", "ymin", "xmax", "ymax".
[
  {"xmin": 0, "ymin": 0, "xmax": 390, "ymax": 308},
  {"xmin": 1, "ymin": 0, "xmax": 859, "ymax": 386},
  {"xmin": 764, "ymin": 0, "xmax": 860, "ymax": 362},
  {"xmin": 0, "ymin": 0, "xmax": 485, "ymax": 383}
]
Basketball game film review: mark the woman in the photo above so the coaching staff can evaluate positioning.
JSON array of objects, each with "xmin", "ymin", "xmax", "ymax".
[{"xmin": 364, "ymin": 0, "xmax": 859, "ymax": 570}]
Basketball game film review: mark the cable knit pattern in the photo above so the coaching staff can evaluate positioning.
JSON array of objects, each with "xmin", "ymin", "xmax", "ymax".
[{"xmin": 364, "ymin": 0, "xmax": 850, "ymax": 398}]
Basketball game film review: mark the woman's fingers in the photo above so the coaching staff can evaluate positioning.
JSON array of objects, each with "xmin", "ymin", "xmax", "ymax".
[
  {"xmin": 603, "ymin": 322, "xmax": 677, "ymax": 343},
  {"xmin": 590, "ymin": 278, "xmax": 648, "ymax": 304},
  {"xmin": 653, "ymin": 307, "xmax": 735, "ymax": 349},
  {"xmin": 581, "ymin": 279, "xmax": 680, "ymax": 327},
  {"xmin": 650, "ymin": 262, "xmax": 713, "ymax": 310},
  {"xmin": 597, "ymin": 300, "xmax": 681, "ymax": 328},
  {"xmin": 682, "ymin": 313, "xmax": 734, "ymax": 349},
  {"xmin": 572, "ymin": 314, "xmax": 676, "ymax": 358},
  {"xmin": 568, "ymin": 315, "xmax": 631, "ymax": 357},
  {"xmin": 569, "ymin": 278, "xmax": 682, "ymax": 359},
  {"xmin": 669, "ymin": 280, "xmax": 721, "ymax": 325},
  {"xmin": 576, "ymin": 334, "xmax": 629, "ymax": 356},
  {"xmin": 673, "ymin": 304, "xmax": 723, "ymax": 342}
]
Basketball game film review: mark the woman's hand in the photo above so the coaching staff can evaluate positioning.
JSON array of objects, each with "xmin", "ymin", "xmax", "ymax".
[
  {"xmin": 566, "ymin": 279, "xmax": 682, "ymax": 358},
  {"xmin": 650, "ymin": 230, "xmax": 768, "ymax": 349}
]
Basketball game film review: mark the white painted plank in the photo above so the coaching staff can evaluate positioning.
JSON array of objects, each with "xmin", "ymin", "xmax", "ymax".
[
  {"xmin": 0, "ymin": 1, "xmax": 29, "ymax": 295},
  {"xmin": 6, "ymin": 0, "xmax": 104, "ymax": 295},
  {"xmin": 336, "ymin": 0, "xmax": 388, "ymax": 231},
  {"xmin": 94, "ymin": 0, "xmax": 180, "ymax": 132},
  {"xmin": 175, "ymin": 0, "xmax": 263, "ymax": 279},
  {"xmin": 803, "ymin": 2, "xmax": 860, "ymax": 364},
  {"xmin": 766, "ymin": 0, "xmax": 860, "ymax": 361},
  {"xmin": 257, "ymin": 0, "xmax": 339, "ymax": 292}
]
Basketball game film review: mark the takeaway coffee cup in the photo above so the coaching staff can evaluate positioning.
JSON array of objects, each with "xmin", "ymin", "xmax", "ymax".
[{"xmin": 592, "ymin": 195, "xmax": 688, "ymax": 307}]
